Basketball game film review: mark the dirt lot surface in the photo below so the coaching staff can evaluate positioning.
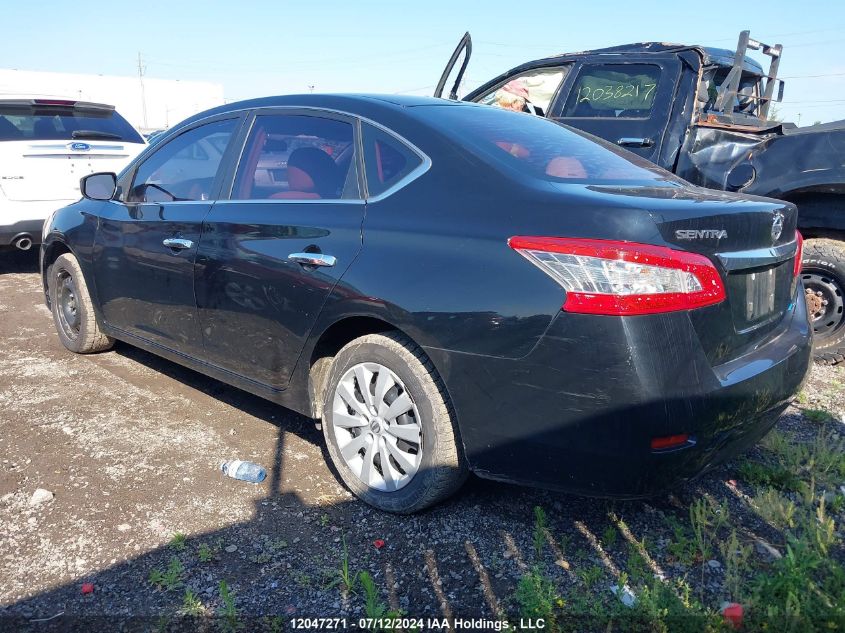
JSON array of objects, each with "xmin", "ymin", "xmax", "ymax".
[{"xmin": 1, "ymin": 249, "xmax": 843, "ymax": 632}]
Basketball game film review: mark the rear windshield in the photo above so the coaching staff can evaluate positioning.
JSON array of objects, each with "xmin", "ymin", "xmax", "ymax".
[
  {"xmin": 417, "ymin": 104, "xmax": 682, "ymax": 185},
  {"xmin": 0, "ymin": 105, "xmax": 143, "ymax": 143}
]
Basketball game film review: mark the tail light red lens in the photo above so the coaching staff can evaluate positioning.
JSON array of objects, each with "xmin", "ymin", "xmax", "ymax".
[
  {"xmin": 793, "ymin": 231, "xmax": 803, "ymax": 278},
  {"xmin": 508, "ymin": 237, "xmax": 726, "ymax": 316}
]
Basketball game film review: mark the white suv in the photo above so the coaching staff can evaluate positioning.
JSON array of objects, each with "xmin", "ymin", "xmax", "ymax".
[{"xmin": 0, "ymin": 97, "xmax": 146, "ymax": 251}]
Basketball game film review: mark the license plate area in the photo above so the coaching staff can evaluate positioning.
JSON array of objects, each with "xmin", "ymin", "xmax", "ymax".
[
  {"xmin": 745, "ymin": 268, "xmax": 776, "ymax": 321},
  {"xmin": 727, "ymin": 262, "xmax": 792, "ymax": 333}
]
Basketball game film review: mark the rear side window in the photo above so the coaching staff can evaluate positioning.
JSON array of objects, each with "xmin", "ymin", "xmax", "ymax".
[
  {"xmin": 232, "ymin": 114, "xmax": 358, "ymax": 200},
  {"xmin": 0, "ymin": 104, "xmax": 143, "ymax": 142},
  {"xmin": 127, "ymin": 118, "xmax": 237, "ymax": 203},
  {"xmin": 417, "ymin": 104, "xmax": 681, "ymax": 184},
  {"xmin": 562, "ymin": 64, "xmax": 662, "ymax": 118},
  {"xmin": 361, "ymin": 122, "xmax": 423, "ymax": 197}
]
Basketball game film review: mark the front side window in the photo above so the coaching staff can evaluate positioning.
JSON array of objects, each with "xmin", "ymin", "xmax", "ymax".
[
  {"xmin": 476, "ymin": 67, "xmax": 569, "ymax": 117},
  {"xmin": 232, "ymin": 114, "xmax": 357, "ymax": 200},
  {"xmin": 562, "ymin": 64, "xmax": 662, "ymax": 118},
  {"xmin": 127, "ymin": 118, "xmax": 237, "ymax": 203},
  {"xmin": 361, "ymin": 122, "xmax": 423, "ymax": 198}
]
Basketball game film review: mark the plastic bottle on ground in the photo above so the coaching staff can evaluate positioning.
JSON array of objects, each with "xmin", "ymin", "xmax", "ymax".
[{"xmin": 220, "ymin": 460, "xmax": 266, "ymax": 483}]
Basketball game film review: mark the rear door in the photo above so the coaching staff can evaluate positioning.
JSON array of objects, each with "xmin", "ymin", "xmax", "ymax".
[
  {"xmin": 0, "ymin": 100, "xmax": 145, "ymax": 202},
  {"xmin": 549, "ymin": 58, "xmax": 682, "ymax": 165},
  {"xmin": 195, "ymin": 109, "xmax": 364, "ymax": 389},
  {"xmin": 92, "ymin": 115, "xmax": 242, "ymax": 356}
]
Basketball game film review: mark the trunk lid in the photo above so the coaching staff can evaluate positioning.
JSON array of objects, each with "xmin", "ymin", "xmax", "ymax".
[
  {"xmin": 0, "ymin": 140, "xmax": 142, "ymax": 201},
  {"xmin": 591, "ymin": 184, "xmax": 800, "ymax": 363}
]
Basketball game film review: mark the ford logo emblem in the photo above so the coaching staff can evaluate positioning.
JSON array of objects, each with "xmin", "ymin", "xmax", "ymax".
[{"xmin": 69, "ymin": 142, "xmax": 90, "ymax": 151}]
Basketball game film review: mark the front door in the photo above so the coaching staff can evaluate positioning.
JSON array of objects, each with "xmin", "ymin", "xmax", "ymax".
[
  {"xmin": 549, "ymin": 59, "xmax": 682, "ymax": 165},
  {"xmin": 195, "ymin": 109, "xmax": 364, "ymax": 389},
  {"xmin": 92, "ymin": 116, "xmax": 241, "ymax": 355}
]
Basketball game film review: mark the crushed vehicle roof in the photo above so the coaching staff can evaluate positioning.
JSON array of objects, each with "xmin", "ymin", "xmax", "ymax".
[{"xmin": 541, "ymin": 42, "xmax": 765, "ymax": 75}]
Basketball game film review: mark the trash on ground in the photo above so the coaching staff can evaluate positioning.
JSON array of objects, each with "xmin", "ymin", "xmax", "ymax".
[
  {"xmin": 220, "ymin": 460, "xmax": 266, "ymax": 483},
  {"xmin": 28, "ymin": 488, "xmax": 54, "ymax": 506},
  {"xmin": 720, "ymin": 602, "xmax": 744, "ymax": 629},
  {"xmin": 610, "ymin": 582, "xmax": 636, "ymax": 607}
]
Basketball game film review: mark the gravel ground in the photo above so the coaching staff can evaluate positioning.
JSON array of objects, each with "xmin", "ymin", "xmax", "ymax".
[{"xmin": 0, "ymin": 249, "xmax": 843, "ymax": 632}]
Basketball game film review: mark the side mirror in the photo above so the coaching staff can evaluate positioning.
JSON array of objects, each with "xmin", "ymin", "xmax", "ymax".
[{"xmin": 81, "ymin": 172, "xmax": 117, "ymax": 201}]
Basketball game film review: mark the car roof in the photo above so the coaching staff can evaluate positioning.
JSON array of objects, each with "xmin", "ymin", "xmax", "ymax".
[
  {"xmin": 172, "ymin": 93, "xmax": 466, "ymax": 131},
  {"xmin": 527, "ymin": 42, "xmax": 766, "ymax": 75}
]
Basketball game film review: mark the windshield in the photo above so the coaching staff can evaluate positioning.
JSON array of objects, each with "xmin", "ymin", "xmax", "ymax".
[
  {"xmin": 0, "ymin": 105, "xmax": 143, "ymax": 143},
  {"xmin": 417, "ymin": 104, "xmax": 682, "ymax": 185}
]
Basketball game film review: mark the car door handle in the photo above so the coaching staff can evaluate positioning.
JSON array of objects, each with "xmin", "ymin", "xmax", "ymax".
[
  {"xmin": 288, "ymin": 252, "xmax": 336, "ymax": 267},
  {"xmin": 616, "ymin": 137, "xmax": 654, "ymax": 148},
  {"xmin": 162, "ymin": 238, "xmax": 194, "ymax": 250}
]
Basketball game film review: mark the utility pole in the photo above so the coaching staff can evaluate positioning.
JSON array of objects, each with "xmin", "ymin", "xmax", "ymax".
[{"xmin": 137, "ymin": 52, "xmax": 148, "ymax": 130}]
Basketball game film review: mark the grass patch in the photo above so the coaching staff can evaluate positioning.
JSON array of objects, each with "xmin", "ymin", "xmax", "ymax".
[{"xmin": 738, "ymin": 459, "xmax": 803, "ymax": 492}]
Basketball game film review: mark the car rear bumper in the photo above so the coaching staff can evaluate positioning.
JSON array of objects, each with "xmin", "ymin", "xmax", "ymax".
[
  {"xmin": 0, "ymin": 199, "xmax": 74, "ymax": 247},
  {"xmin": 426, "ymin": 286, "xmax": 813, "ymax": 497},
  {"xmin": 0, "ymin": 219, "xmax": 44, "ymax": 248}
]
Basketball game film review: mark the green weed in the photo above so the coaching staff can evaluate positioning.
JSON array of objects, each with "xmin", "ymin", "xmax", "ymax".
[
  {"xmin": 148, "ymin": 557, "xmax": 184, "ymax": 591},
  {"xmin": 514, "ymin": 566, "xmax": 561, "ymax": 628},
  {"xmin": 359, "ymin": 571, "xmax": 401, "ymax": 631},
  {"xmin": 180, "ymin": 589, "xmax": 205, "ymax": 616},
  {"xmin": 217, "ymin": 580, "xmax": 241, "ymax": 633},
  {"xmin": 169, "ymin": 532, "xmax": 187, "ymax": 551},
  {"xmin": 577, "ymin": 564, "xmax": 604, "ymax": 589},
  {"xmin": 533, "ymin": 505, "xmax": 548, "ymax": 561},
  {"xmin": 601, "ymin": 524, "xmax": 618, "ymax": 549}
]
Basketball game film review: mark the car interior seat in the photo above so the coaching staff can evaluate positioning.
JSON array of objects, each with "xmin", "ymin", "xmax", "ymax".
[{"xmin": 272, "ymin": 147, "xmax": 340, "ymax": 200}]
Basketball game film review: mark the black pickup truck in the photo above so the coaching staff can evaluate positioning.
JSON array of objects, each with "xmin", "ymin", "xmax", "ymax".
[{"xmin": 436, "ymin": 31, "xmax": 845, "ymax": 364}]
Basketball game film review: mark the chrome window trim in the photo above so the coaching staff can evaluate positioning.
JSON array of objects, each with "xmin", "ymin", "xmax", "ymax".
[
  {"xmin": 215, "ymin": 198, "xmax": 365, "ymax": 206},
  {"xmin": 222, "ymin": 105, "xmax": 432, "ymax": 205}
]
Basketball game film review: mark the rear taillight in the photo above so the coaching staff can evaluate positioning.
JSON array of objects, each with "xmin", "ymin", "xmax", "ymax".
[
  {"xmin": 793, "ymin": 231, "xmax": 803, "ymax": 278},
  {"xmin": 508, "ymin": 236, "xmax": 726, "ymax": 316}
]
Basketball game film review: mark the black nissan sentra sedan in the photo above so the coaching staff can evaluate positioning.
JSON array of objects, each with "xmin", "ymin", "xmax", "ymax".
[{"xmin": 40, "ymin": 95, "xmax": 811, "ymax": 513}]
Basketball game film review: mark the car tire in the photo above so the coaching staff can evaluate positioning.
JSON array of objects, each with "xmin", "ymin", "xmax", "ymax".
[
  {"xmin": 321, "ymin": 332, "xmax": 468, "ymax": 513},
  {"xmin": 802, "ymin": 238, "xmax": 845, "ymax": 365},
  {"xmin": 49, "ymin": 253, "xmax": 114, "ymax": 354}
]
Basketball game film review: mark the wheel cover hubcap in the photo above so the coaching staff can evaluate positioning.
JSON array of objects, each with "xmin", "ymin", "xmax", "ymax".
[
  {"xmin": 802, "ymin": 270, "xmax": 844, "ymax": 341},
  {"xmin": 332, "ymin": 362, "xmax": 422, "ymax": 492}
]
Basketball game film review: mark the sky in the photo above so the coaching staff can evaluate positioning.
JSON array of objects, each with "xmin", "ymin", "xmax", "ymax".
[{"xmin": 2, "ymin": 0, "xmax": 844, "ymax": 125}]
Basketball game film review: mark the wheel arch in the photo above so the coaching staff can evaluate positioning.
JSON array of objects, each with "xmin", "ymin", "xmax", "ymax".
[
  {"xmin": 41, "ymin": 239, "xmax": 73, "ymax": 308},
  {"xmin": 778, "ymin": 188, "xmax": 845, "ymax": 240},
  {"xmin": 303, "ymin": 314, "xmax": 447, "ymax": 420}
]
